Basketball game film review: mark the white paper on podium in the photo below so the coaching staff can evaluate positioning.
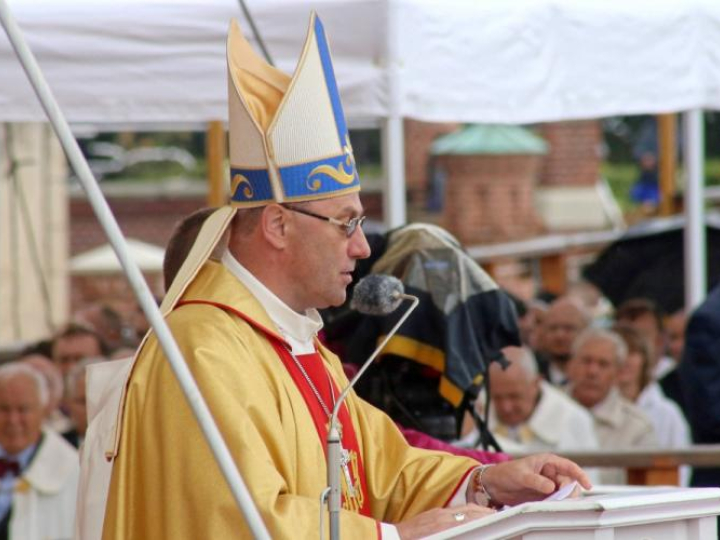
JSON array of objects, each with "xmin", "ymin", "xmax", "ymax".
[
  {"xmin": 501, "ymin": 481, "xmax": 579, "ymax": 511},
  {"xmin": 426, "ymin": 487, "xmax": 720, "ymax": 540},
  {"xmin": 543, "ymin": 480, "xmax": 578, "ymax": 502}
]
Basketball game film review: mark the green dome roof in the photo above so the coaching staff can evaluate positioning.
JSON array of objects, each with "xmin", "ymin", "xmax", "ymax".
[{"xmin": 430, "ymin": 124, "xmax": 548, "ymax": 156}]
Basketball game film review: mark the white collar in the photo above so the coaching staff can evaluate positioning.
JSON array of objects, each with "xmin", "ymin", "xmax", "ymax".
[{"xmin": 222, "ymin": 250, "xmax": 323, "ymax": 354}]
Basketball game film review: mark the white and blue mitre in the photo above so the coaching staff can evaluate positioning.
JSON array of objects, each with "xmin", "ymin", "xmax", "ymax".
[{"xmin": 227, "ymin": 13, "xmax": 360, "ymax": 208}]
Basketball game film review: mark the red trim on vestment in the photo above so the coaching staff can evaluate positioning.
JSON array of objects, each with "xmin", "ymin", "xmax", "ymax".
[
  {"xmin": 176, "ymin": 299, "xmax": 371, "ymax": 517},
  {"xmin": 176, "ymin": 300, "xmax": 286, "ymax": 343},
  {"xmin": 442, "ymin": 465, "xmax": 480, "ymax": 508}
]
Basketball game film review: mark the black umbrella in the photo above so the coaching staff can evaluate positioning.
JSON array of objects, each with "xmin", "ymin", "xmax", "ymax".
[
  {"xmin": 583, "ymin": 213, "xmax": 720, "ymax": 314},
  {"xmin": 323, "ymin": 223, "xmax": 520, "ymax": 441}
]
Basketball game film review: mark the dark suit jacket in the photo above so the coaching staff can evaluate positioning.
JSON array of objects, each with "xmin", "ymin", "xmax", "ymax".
[{"xmin": 679, "ymin": 283, "xmax": 720, "ymax": 487}]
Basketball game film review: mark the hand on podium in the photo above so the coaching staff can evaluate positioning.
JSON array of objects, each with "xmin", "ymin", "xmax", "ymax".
[{"xmin": 477, "ymin": 453, "xmax": 592, "ymax": 507}]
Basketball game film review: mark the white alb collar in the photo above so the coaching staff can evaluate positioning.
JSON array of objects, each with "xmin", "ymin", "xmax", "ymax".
[{"xmin": 222, "ymin": 250, "xmax": 323, "ymax": 354}]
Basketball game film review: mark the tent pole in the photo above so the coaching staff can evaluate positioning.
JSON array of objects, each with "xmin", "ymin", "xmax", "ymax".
[
  {"xmin": 0, "ymin": 3, "xmax": 270, "ymax": 537},
  {"xmin": 382, "ymin": 0, "xmax": 406, "ymax": 228},
  {"xmin": 683, "ymin": 109, "xmax": 706, "ymax": 310},
  {"xmin": 657, "ymin": 113, "xmax": 677, "ymax": 216}
]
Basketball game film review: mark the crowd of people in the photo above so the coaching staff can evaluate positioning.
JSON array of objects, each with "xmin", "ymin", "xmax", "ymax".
[
  {"xmin": 0, "ymin": 299, "xmax": 145, "ymax": 539},
  {"xmin": 459, "ymin": 293, "xmax": 695, "ymax": 487},
  {"xmin": 0, "ymin": 225, "xmax": 712, "ymax": 538}
]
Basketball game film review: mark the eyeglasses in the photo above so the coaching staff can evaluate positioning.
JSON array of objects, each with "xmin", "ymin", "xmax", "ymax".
[{"xmin": 283, "ymin": 205, "xmax": 366, "ymax": 238}]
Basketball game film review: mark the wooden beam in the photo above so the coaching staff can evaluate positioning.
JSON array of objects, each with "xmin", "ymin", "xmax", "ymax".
[
  {"xmin": 539, "ymin": 253, "xmax": 567, "ymax": 295},
  {"xmin": 481, "ymin": 261, "xmax": 498, "ymax": 281},
  {"xmin": 628, "ymin": 457, "xmax": 680, "ymax": 487},
  {"xmin": 206, "ymin": 120, "xmax": 226, "ymax": 207},
  {"xmin": 657, "ymin": 113, "xmax": 677, "ymax": 216}
]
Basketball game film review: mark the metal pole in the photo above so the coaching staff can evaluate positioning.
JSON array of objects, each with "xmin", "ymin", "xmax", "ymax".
[
  {"xmin": 0, "ymin": 3, "xmax": 270, "ymax": 537},
  {"xmin": 382, "ymin": 0, "xmax": 406, "ymax": 228},
  {"xmin": 657, "ymin": 113, "xmax": 677, "ymax": 216},
  {"xmin": 683, "ymin": 109, "xmax": 706, "ymax": 310},
  {"xmin": 237, "ymin": 0, "xmax": 273, "ymax": 65}
]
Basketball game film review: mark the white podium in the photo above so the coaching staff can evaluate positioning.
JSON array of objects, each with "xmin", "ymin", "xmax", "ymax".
[{"xmin": 427, "ymin": 487, "xmax": 720, "ymax": 540}]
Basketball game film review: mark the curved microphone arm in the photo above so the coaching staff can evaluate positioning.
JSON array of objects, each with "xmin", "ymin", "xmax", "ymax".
[
  {"xmin": 331, "ymin": 293, "xmax": 419, "ymax": 423},
  {"xmin": 327, "ymin": 293, "xmax": 419, "ymax": 540}
]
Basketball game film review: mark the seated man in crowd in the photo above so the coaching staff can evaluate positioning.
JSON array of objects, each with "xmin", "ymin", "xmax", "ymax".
[
  {"xmin": 615, "ymin": 298, "xmax": 673, "ymax": 380},
  {"xmin": 17, "ymin": 353, "xmax": 70, "ymax": 433},
  {"xmin": 73, "ymin": 303, "xmax": 128, "ymax": 354},
  {"xmin": 465, "ymin": 346, "xmax": 598, "ymax": 455},
  {"xmin": 658, "ymin": 308, "xmax": 688, "ymax": 412},
  {"xmin": 62, "ymin": 357, "xmax": 104, "ymax": 449},
  {"xmin": 535, "ymin": 297, "xmax": 591, "ymax": 386},
  {"xmin": 0, "ymin": 363, "xmax": 79, "ymax": 540},
  {"xmin": 566, "ymin": 328, "xmax": 657, "ymax": 484},
  {"xmin": 51, "ymin": 323, "xmax": 106, "ymax": 378}
]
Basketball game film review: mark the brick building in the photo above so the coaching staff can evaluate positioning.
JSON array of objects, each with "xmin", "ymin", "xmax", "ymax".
[{"xmin": 430, "ymin": 124, "xmax": 548, "ymax": 246}]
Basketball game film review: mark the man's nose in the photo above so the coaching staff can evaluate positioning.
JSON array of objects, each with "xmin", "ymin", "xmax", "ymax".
[
  {"xmin": 349, "ymin": 226, "xmax": 371, "ymax": 260},
  {"xmin": 585, "ymin": 363, "xmax": 599, "ymax": 377}
]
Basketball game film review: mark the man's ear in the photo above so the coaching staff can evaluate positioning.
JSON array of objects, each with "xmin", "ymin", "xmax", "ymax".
[{"xmin": 260, "ymin": 204, "xmax": 289, "ymax": 250}]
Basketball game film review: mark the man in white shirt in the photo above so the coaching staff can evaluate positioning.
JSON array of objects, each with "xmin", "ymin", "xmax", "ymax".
[
  {"xmin": 0, "ymin": 363, "xmax": 79, "ymax": 540},
  {"xmin": 477, "ymin": 346, "xmax": 599, "ymax": 454},
  {"xmin": 566, "ymin": 328, "xmax": 657, "ymax": 484},
  {"xmin": 536, "ymin": 297, "xmax": 591, "ymax": 386}
]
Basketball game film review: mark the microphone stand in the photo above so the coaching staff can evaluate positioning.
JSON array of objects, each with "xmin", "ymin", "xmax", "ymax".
[{"xmin": 327, "ymin": 293, "xmax": 419, "ymax": 540}]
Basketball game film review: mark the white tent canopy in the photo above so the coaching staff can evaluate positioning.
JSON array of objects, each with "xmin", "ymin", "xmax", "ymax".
[
  {"xmin": 1, "ymin": 0, "xmax": 717, "ymax": 307},
  {"xmin": 2, "ymin": 0, "xmax": 720, "ymax": 125}
]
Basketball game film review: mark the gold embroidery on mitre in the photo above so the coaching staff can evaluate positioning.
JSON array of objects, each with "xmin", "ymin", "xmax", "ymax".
[
  {"xmin": 341, "ymin": 449, "xmax": 364, "ymax": 513},
  {"xmin": 306, "ymin": 137, "xmax": 357, "ymax": 191},
  {"xmin": 231, "ymin": 173, "xmax": 254, "ymax": 199}
]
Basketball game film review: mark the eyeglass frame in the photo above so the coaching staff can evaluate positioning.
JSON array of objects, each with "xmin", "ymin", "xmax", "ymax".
[{"xmin": 282, "ymin": 204, "xmax": 366, "ymax": 238}]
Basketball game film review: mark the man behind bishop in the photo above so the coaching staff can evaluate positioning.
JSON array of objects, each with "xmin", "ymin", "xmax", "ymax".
[{"xmin": 98, "ymin": 14, "xmax": 588, "ymax": 540}]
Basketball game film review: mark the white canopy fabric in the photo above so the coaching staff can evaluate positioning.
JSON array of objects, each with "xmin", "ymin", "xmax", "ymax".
[
  {"xmin": 2, "ymin": 0, "xmax": 720, "ymax": 125},
  {"xmin": 1, "ymin": 0, "xmax": 385, "ymax": 124},
  {"xmin": 70, "ymin": 238, "xmax": 164, "ymax": 275}
]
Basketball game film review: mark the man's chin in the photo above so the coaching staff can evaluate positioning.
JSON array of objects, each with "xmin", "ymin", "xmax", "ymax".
[{"xmin": 317, "ymin": 291, "xmax": 347, "ymax": 310}]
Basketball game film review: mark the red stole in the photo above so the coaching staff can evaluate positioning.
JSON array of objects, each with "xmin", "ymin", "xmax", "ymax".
[
  {"xmin": 270, "ymin": 342, "xmax": 371, "ymax": 516},
  {"xmin": 176, "ymin": 300, "xmax": 371, "ymax": 516}
]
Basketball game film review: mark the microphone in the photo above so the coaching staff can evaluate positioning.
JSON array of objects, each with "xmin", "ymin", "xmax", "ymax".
[
  {"xmin": 326, "ymin": 274, "xmax": 419, "ymax": 540},
  {"xmin": 350, "ymin": 274, "xmax": 404, "ymax": 315}
]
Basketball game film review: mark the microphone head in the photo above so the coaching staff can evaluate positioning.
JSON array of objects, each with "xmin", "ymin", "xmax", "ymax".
[{"xmin": 350, "ymin": 274, "xmax": 405, "ymax": 315}]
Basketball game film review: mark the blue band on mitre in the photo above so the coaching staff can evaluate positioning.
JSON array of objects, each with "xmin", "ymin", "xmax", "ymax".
[
  {"xmin": 230, "ymin": 147, "xmax": 359, "ymax": 204},
  {"xmin": 280, "ymin": 150, "xmax": 359, "ymax": 198},
  {"xmin": 230, "ymin": 168, "xmax": 273, "ymax": 204}
]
